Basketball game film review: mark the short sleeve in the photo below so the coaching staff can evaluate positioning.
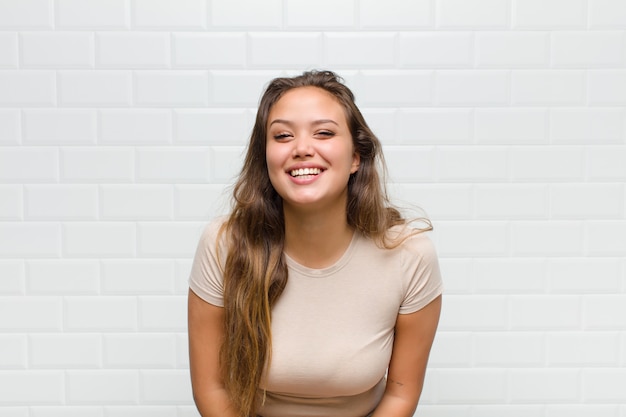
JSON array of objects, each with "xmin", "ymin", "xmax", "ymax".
[
  {"xmin": 399, "ymin": 233, "xmax": 443, "ymax": 314},
  {"xmin": 188, "ymin": 218, "xmax": 227, "ymax": 307}
]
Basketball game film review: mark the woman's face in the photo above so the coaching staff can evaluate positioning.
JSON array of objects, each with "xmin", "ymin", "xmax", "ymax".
[{"xmin": 265, "ymin": 86, "xmax": 360, "ymax": 213}]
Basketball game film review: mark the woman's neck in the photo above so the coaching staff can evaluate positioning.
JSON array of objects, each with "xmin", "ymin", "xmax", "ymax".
[{"xmin": 282, "ymin": 204, "xmax": 354, "ymax": 269}]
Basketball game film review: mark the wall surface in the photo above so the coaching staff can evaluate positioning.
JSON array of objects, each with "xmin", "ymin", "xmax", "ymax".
[{"xmin": 1, "ymin": 0, "xmax": 626, "ymax": 416}]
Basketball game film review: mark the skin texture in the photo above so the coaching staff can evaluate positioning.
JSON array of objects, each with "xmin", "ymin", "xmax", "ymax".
[
  {"xmin": 188, "ymin": 85, "xmax": 441, "ymax": 416},
  {"xmin": 188, "ymin": 290, "xmax": 238, "ymax": 417},
  {"xmin": 371, "ymin": 295, "xmax": 442, "ymax": 417}
]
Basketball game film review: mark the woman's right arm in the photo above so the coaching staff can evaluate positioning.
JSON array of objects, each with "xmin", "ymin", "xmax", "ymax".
[{"xmin": 188, "ymin": 288, "xmax": 239, "ymax": 417}]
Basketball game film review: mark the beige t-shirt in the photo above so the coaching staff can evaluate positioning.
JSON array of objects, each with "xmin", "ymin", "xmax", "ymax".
[{"xmin": 189, "ymin": 219, "xmax": 443, "ymax": 417}]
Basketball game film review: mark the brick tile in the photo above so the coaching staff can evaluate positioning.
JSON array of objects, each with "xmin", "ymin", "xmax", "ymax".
[
  {"xmin": 437, "ymin": 147, "xmax": 508, "ymax": 181},
  {"xmin": 136, "ymin": 147, "xmax": 210, "ymax": 183},
  {"xmin": 474, "ymin": 259, "xmax": 547, "ymax": 293},
  {"xmin": 0, "ymin": 296, "xmax": 62, "ymax": 331},
  {"xmin": 547, "ymin": 332, "xmax": 620, "ymax": 366},
  {"xmin": 26, "ymin": 260, "xmax": 99, "ymax": 294},
  {"xmin": 0, "ymin": 260, "xmax": 24, "ymax": 294},
  {"xmin": 550, "ymin": 108, "xmax": 625, "ymax": 144},
  {"xmin": 325, "ymin": 33, "xmax": 394, "ymax": 68},
  {"xmin": 582, "ymin": 369, "xmax": 626, "ymax": 402},
  {"xmin": 209, "ymin": 146, "xmax": 246, "ymax": 182},
  {"xmin": 210, "ymin": 70, "xmax": 280, "ymax": 106},
  {"xmin": 392, "ymin": 184, "xmax": 472, "ymax": 219},
  {"xmin": 509, "ymin": 369, "xmax": 580, "ymax": 402},
  {"xmin": 210, "ymin": 0, "xmax": 281, "ymax": 28},
  {"xmin": 21, "ymin": 32, "xmax": 94, "ymax": 68},
  {"xmin": 61, "ymin": 147, "xmax": 134, "ymax": 183},
  {"xmin": 473, "ymin": 332, "xmax": 544, "ymax": 366},
  {"xmin": 588, "ymin": 70, "xmax": 626, "ymax": 105},
  {"xmin": 101, "ymin": 260, "xmax": 175, "ymax": 294},
  {"xmin": 140, "ymin": 370, "xmax": 192, "ymax": 403},
  {"xmin": 436, "ymin": 70, "xmax": 509, "ymax": 106},
  {"xmin": 587, "ymin": 221, "xmax": 626, "ymax": 256},
  {"xmin": 100, "ymin": 109, "xmax": 172, "ymax": 144},
  {"xmin": 135, "ymin": 71, "xmax": 209, "ymax": 107},
  {"xmin": 511, "ymin": 221, "xmax": 584, "ymax": 256},
  {"xmin": 0, "ymin": 223, "xmax": 61, "ymax": 257},
  {"xmin": 100, "ymin": 185, "xmax": 173, "ymax": 220},
  {"xmin": 510, "ymin": 295, "xmax": 581, "ymax": 329},
  {"xmin": 138, "ymin": 296, "xmax": 187, "ymax": 331},
  {"xmin": 0, "ymin": 185, "xmax": 23, "ymax": 220},
  {"xmin": 476, "ymin": 32, "xmax": 549, "ymax": 68},
  {"xmin": 58, "ymin": 70, "xmax": 132, "ymax": 106},
  {"xmin": 104, "ymin": 334, "xmax": 176, "ymax": 368},
  {"xmin": 510, "ymin": 146, "xmax": 585, "ymax": 181},
  {"xmin": 0, "ymin": 71, "xmax": 55, "ymax": 106},
  {"xmin": 96, "ymin": 33, "xmax": 170, "ymax": 68},
  {"xmin": 250, "ymin": 33, "xmax": 323, "ymax": 68},
  {"xmin": 475, "ymin": 108, "xmax": 548, "ymax": 144},
  {"xmin": 0, "ymin": 0, "xmax": 53, "ymax": 28},
  {"xmin": 23, "ymin": 109, "xmax": 97, "ymax": 145},
  {"xmin": 435, "ymin": 221, "xmax": 509, "ymax": 257},
  {"xmin": 587, "ymin": 146, "xmax": 626, "ymax": 181},
  {"xmin": 63, "ymin": 222, "xmax": 136, "ymax": 257},
  {"xmin": 66, "ymin": 371, "xmax": 139, "ymax": 404},
  {"xmin": 548, "ymin": 258, "xmax": 622, "ymax": 293},
  {"xmin": 512, "ymin": 70, "xmax": 586, "ymax": 105},
  {"xmin": 137, "ymin": 222, "xmax": 204, "ymax": 257},
  {"xmin": 384, "ymin": 146, "xmax": 436, "ymax": 182},
  {"xmin": 132, "ymin": 0, "xmax": 206, "ymax": 29},
  {"xmin": 359, "ymin": 0, "xmax": 432, "ymax": 28},
  {"xmin": 0, "ymin": 32, "xmax": 18, "ymax": 68},
  {"xmin": 25, "ymin": 184, "xmax": 98, "ymax": 220},
  {"xmin": 65, "ymin": 296, "xmax": 137, "ymax": 331},
  {"xmin": 174, "ymin": 109, "xmax": 250, "ymax": 145},
  {"xmin": 429, "ymin": 332, "xmax": 472, "ymax": 367},
  {"xmin": 174, "ymin": 184, "xmax": 230, "ymax": 220},
  {"xmin": 552, "ymin": 31, "xmax": 626, "ymax": 68},
  {"xmin": 550, "ymin": 184, "xmax": 623, "ymax": 219},
  {"xmin": 286, "ymin": 0, "xmax": 355, "ymax": 28},
  {"xmin": 30, "ymin": 406, "xmax": 105, "ymax": 417},
  {"xmin": 438, "ymin": 0, "xmax": 509, "ymax": 29},
  {"xmin": 0, "ymin": 109, "xmax": 20, "ymax": 144},
  {"xmin": 513, "ymin": 0, "xmax": 586, "ymax": 29},
  {"xmin": 0, "ymin": 335, "xmax": 27, "ymax": 368},
  {"xmin": 590, "ymin": 0, "xmax": 626, "ymax": 28},
  {"xmin": 0, "ymin": 371, "xmax": 63, "ymax": 405},
  {"xmin": 57, "ymin": 0, "xmax": 128, "ymax": 29},
  {"xmin": 435, "ymin": 369, "xmax": 507, "ymax": 402},
  {"xmin": 399, "ymin": 33, "xmax": 473, "ymax": 68},
  {"xmin": 173, "ymin": 33, "xmax": 246, "ymax": 68},
  {"xmin": 30, "ymin": 334, "xmax": 101, "ymax": 368},
  {"xmin": 356, "ymin": 70, "xmax": 434, "ymax": 105}
]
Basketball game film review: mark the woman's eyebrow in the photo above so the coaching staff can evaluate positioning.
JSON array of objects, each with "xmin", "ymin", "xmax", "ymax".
[{"xmin": 268, "ymin": 119, "xmax": 339, "ymax": 127}]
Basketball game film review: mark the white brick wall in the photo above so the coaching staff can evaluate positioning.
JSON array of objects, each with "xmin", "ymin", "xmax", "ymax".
[{"xmin": 0, "ymin": 0, "xmax": 624, "ymax": 416}]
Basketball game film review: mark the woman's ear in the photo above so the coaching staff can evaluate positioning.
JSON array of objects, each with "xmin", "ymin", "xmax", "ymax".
[{"xmin": 351, "ymin": 153, "xmax": 360, "ymax": 173}]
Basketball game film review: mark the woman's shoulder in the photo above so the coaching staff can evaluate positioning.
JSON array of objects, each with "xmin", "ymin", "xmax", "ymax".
[{"xmin": 196, "ymin": 215, "xmax": 230, "ymax": 254}]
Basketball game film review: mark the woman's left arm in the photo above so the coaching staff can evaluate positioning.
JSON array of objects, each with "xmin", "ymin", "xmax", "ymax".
[{"xmin": 371, "ymin": 295, "xmax": 442, "ymax": 417}]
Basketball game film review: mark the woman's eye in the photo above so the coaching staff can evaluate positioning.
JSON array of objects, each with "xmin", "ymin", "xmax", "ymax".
[
  {"xmin": 273, "ymin": 133, "xmax": 292, "ymax": 140},
  {"xmin": 316, "ymin": 131, "xmax": 335, "ymax": 138}
]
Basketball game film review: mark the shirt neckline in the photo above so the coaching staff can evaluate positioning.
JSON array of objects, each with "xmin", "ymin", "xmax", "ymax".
[{"xmin": 283, "ymin": 231, "xmax": 361, "ymax": 278}]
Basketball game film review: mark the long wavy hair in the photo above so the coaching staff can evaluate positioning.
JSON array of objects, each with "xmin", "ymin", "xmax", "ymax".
[{"xmin": 218, "ymin": 70, "xmax": 431, "ymax": 416}]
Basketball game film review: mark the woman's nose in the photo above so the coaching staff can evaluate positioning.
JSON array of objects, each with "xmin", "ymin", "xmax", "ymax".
[{"xmin": 292, "ymin": 135, "xmax": 314, "ymax": 158}]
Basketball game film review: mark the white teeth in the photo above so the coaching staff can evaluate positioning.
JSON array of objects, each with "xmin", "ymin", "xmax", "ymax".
[{"xmin": 291, "ymin": 168, "xmax": 321, "ymax": 177}]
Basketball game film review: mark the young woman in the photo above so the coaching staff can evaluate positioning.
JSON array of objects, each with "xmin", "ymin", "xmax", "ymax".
[{"xmin": 188, "ymin": 70, "xmax": 443, "ymax": 417}]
